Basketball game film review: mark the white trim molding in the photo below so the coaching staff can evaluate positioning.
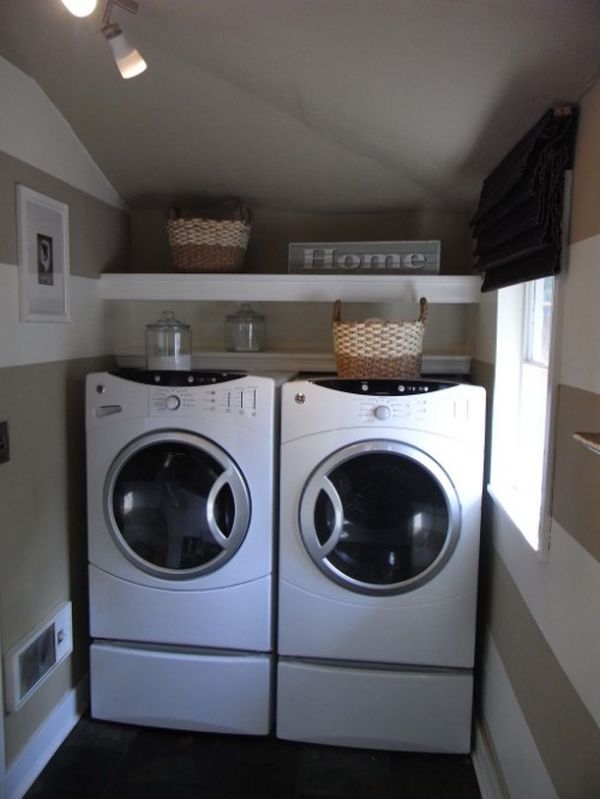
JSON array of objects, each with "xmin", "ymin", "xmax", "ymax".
[
  {"xmin": 472, "ymin": 720, "xmax": 507, "ymax": 799},
  {"xmin": 3, "ymin": 676, "xmax": 88, "ymax": 799}
]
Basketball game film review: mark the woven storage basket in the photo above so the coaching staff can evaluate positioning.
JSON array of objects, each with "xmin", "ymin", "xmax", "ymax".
[
  {"xmin": 166, "ymin": 213, "xmax": 251, "ymax": 273},
  {"xmin": 332, "ymin": 297, "xmax": 428, "ymax": 379}
]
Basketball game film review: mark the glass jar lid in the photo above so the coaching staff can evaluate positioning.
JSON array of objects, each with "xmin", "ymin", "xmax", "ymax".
[
  {"xmin": 146, "ymin": 310, "xmax": 190, "ymax": 332},
  {"xmin": 225, "ymin": 304, "xmax": 265, "ymax": 324}
]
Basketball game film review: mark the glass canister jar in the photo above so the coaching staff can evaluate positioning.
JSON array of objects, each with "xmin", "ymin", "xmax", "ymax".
[
  {"xmin": 225, "ymin": 304, "xmax": 266, "ymax": 352},
  {"xmin": 145, "ymin": 310, "xmax": 192, "ymax": 370}
]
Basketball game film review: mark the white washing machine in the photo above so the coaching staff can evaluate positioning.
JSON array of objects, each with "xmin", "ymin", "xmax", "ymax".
[
  {"xmin": 86, "ymin": 368, "xmax": 285, "ymax": 735},
  {"xmin": 276, "ymin": 378, "xmax": 485, "ymax": 753}
]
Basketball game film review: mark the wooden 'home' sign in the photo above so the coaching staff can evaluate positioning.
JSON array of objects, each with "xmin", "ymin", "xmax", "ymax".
[{"xmin": 288, "ymin": 241, "xmax": 440, "ymax": 274}]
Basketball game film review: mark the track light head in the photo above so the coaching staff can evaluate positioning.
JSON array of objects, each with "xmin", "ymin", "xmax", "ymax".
[
  {"xmin": 60, "ymin": 0, "xmax": 97, "ymax": 17},
  {"xmin": 101, "ymin": 0, "xmax": 147, "ymax": 79},
  {"xmin": 103, "ymin": 23, "xmax": 147, "ymax": 79}
]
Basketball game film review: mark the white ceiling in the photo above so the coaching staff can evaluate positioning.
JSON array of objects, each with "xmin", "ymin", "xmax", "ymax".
[{"xmin": 1, "ymin": 0, "xmax": 600, "ymax": 213}]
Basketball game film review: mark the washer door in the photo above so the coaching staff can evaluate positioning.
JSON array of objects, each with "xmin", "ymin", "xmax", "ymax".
[
  {"xmin": 299, "ymin": 440, "xmax": 460, "ymax": 595},
  {"xmin": 104, "ymin": 431, "xmax": 251, "ymax": 579}
]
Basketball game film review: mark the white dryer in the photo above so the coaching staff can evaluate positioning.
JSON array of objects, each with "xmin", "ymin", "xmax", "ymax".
[
  {"xmin": 276, "ymin": 378, "xmax": 485, "ymax": 753},
  {"xmin": 86, "ymin": 369, "xmax": 283, "ymax": 735}
]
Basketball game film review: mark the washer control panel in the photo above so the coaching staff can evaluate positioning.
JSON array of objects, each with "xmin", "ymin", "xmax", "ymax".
[
  {"xmin": 358, "ymin": 396, "xmax": 429, "ymax": 423},
  {"xmin": 150, "ymin": 384, "xmax": 260, "ymax": 417}
]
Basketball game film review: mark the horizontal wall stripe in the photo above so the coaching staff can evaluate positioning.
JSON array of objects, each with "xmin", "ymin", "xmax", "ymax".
[
  {"xmin": 0, "ymin": 150, "xmax": 130, "ymax": 278},
  {"xmin": 559, "ymin": 233, "xmax": 600, "ymax": 396},
  {"xmin": 569, "ymin": 79, "xmax": 600, "ymax": 245},
  {"xmin": 488, "ymin": 499, "xmax": 600, "ymax": 730},
  {"xmin": 0, "ymin": 265, "xmax": 116, "ymax": 368},
  {"xmin": 479, "ymin": 632, "xmax": 556, "ymax": 799},
  {"xmin": 553, "ymin": 383, "xmax": 600, "ymax": 562},
  {"xmin": 487, "ymin": 533, "xmax": 600, "ymax": 798},
  {"xmin": 0, "ymin": 56, "xmax": 124, "ymax": 210}
]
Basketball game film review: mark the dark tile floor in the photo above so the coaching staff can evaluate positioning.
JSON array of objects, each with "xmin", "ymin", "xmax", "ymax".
[{"xmin": 25, "ymin": 715, "xmax": 481, "ymax": 798}]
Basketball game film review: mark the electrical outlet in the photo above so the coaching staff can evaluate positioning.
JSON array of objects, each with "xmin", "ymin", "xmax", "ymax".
[{"xmin": 0, "ymin": 421, "xmax": 10, "ymax": 464}]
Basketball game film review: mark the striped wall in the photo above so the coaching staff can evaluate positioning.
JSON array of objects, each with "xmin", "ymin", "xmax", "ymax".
[
  {"xmin": 0, "ymin": 55, "xmax": 128, "ymax": 774},
  {"xmin": 474, "ymin": 79, "xmax": 600, "ymax": 797}
]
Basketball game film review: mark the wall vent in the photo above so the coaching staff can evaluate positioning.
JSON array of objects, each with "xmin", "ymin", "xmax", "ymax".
[{"xmin": 4, "ymin": 602, "xmax": 72, "ymax": 713}]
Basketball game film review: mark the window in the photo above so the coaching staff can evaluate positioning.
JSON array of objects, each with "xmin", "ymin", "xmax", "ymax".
[{"xmin": 489, "ymin": 276, "xmax": 556, "ymax": 550}]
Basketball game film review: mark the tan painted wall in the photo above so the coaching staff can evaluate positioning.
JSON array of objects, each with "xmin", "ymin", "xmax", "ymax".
[
  {"xmin": 0, "ymin": 357, "xmax": 111, "ymax": 764},
  {"xmin": 569, "ymin": 79, "xmax": 600, "ymax": 245},
  {"xmin": 0, "ymin": 152, "xmax": 129, "ymax": 277},
  {"xmin": 129, "ymin": 206, "xmax": 473, "ymax": 275}
]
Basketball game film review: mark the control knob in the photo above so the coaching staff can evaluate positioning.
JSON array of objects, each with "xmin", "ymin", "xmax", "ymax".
[
  {"xmin": 373, "ymin": 405, "xmax": 391, "ymax": 421},
  {"xmin": 165, "ymin": 395, "xmax": 181, "ymax": 411}
]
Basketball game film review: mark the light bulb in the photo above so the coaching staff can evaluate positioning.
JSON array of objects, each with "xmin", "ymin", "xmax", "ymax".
[
  {"xmin": 60, "ymin": 0, "xmax": 97, "ymax": 17},
  {"xmin": 106, "ymin": 29, "xmax": 147, "ymax": 79}
]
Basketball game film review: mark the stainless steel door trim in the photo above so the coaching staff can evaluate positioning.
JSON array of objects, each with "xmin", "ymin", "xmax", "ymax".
[
  {"xmin": 305, "ymin": 476, "xmax": 344, "ymax": 559},
  {"xmin": 104, "ymin": 430, "xmax": 251, "ymax": 580},
  {"xmin": 298, "ymin": 439, "xmax": 461, "ymax": 596},
  {"xmin": 206, "ymin": 470, "xmax": 247, "ymax": 549}
]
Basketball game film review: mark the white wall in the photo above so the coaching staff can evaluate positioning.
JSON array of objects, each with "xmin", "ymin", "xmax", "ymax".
[{"xmin": 0, "ymin": 56, "xmax": 123, "ymax": 210}]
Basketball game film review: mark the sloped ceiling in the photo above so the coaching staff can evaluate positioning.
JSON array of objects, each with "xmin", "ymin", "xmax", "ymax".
[{"xmin": 1, "ymin": 0, "xmax": 600, "ymax": 213}]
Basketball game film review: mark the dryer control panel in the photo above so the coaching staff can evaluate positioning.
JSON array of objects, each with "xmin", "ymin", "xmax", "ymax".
[{"xmin": 283, "ymin": 378, "xmax": 485, "ymax": 445}]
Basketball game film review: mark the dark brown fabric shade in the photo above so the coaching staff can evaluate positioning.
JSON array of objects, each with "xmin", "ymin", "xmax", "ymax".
[{"xmin": 470, "ymin": 106, "xmax": 578, "ymax": 292}]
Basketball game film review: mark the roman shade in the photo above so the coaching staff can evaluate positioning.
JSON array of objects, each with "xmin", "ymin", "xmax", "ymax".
[{"xmin": 470, "ymin": 106, "xmax": 578, "ymax": 292}]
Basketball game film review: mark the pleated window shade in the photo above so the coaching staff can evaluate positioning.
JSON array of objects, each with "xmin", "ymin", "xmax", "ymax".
[{"xmin": 470, "ymin": 106, "xmax": 578, "ymax": 292}]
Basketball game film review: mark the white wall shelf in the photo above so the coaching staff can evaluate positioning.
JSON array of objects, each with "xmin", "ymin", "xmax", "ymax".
[
  {"xmin": 100, "ymin": 273, "xmax": 482, "ymax": 304},
  {"xmin": 573, "ymin": 432, "xmax": 600, "ymax": 456},
  {"xmin": 116, "ymin": 350, "xmax": 472, "ymax": 376}
]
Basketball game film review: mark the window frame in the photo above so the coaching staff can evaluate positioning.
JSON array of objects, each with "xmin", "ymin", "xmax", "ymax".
[
  {"xmin": 487, "ymin": 171, "xmax": 571, "ymax": 553},
  {"xmin": 488, "ymin": 275, "xmax": 562, "ymax": 554}
]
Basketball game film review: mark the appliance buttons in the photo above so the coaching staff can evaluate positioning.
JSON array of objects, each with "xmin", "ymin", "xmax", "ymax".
[
  {"xmin": 165, "ymin": 395, "xmax": 181, "ymax": 411},
  {"xmin": 373, "ymin": 405, "xmax": 391, "ymax": 421}
]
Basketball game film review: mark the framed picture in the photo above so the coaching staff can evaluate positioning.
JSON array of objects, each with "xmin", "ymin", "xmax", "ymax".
[{"xmin": 17, "ymin": 185, "xmax": 70, "ymax": 322}]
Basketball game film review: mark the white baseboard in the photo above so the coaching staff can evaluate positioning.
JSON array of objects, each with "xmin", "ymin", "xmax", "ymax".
[
  {"xmin": 472, "ymin": 719, "xmax": 507, "ymax": 799},
  {"xmin": 3, "ymin": 674, "xmax": 89, "ymax": 799}
]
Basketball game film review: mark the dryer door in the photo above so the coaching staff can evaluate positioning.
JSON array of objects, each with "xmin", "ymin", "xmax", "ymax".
[
  {"xmin": 105, "ymin": 431, "xmax": 250, "ymax": 579},
  {"xmin": 299, "ymin": 440, "xmax": 460, "ymax": 595}
]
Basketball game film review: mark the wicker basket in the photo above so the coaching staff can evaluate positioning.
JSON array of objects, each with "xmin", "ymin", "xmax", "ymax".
[
  {"xmin": 166, "ymin": 211, "xmax": 251, "ymax": 273},
  {"xmin": 332, "ymin": 298, "xmax": 428, "ymax": 379}
]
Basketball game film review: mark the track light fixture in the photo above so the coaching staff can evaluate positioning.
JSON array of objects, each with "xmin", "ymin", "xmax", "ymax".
[
  {"xmin": 102, "ymin": 0, "xmax": 147, "ymax": 79},
  {"xmin": 60, "ymin": 0, "xmax": 97, "ymax": 16}
]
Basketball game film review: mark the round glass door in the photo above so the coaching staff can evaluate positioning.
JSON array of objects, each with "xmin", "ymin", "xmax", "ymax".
[
  {"xmin": 299, "ymin": 440, "xmax": 460, "ymax": 595},
  {"xmin": 104, "ymin": 431, "xmax": 250, "ymax": 579}
]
